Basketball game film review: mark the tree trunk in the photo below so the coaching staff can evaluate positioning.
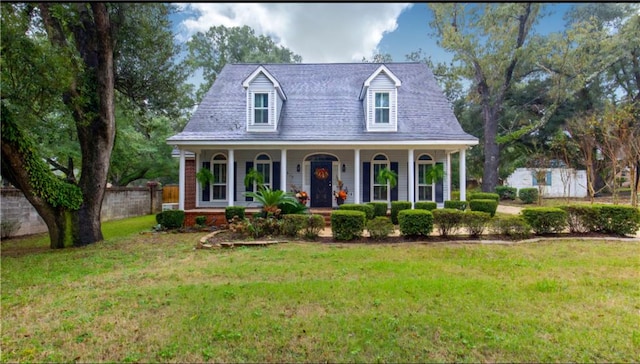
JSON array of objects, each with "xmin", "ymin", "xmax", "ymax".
[{"xmin": 482, "ymin": 105, "xmax": 500, "ymax": 192}]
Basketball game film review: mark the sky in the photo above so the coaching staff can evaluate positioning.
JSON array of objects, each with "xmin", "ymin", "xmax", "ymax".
[{"xmin": 170, "ymin": 3, "xmax": 576, "ymax": 86}]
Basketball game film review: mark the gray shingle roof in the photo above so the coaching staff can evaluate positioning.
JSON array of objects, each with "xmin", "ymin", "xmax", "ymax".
[{"xmin": 168, "ymin": 62, "xmax": 478, "ymax": 143}]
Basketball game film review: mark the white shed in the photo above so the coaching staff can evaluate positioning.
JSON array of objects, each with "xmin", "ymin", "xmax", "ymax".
[{"xmin": 505, "ymin": 168, "xmax": 588, "ymax": 198}]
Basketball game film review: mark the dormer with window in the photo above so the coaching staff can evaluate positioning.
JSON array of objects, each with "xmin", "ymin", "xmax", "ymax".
[
  {"xmin": 360, "ymin": 65, "xmax": 401, "ymax": 132},
  {"xmin": 243, "ymin": 66, "xmax": 286, "ymax": 132}
]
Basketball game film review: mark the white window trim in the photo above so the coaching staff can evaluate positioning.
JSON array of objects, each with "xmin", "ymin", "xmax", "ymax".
[
  {"xmin": 371, "ymin": 154, "xmax": 390, "ymax": 202},
  {"xmin": 417, "ymin": 154, "xmax": 435, "ymax": 202},
  {"xmin": 210, "ymin": 153, "xmax": 227, "ymax": 201},
  {"xmin": 367, "ymin": 88, "xmax": 397, "ymax": 132},
  {"xmin": 374, "ymin": 92, "xmax": 390, "ymax": 124}
]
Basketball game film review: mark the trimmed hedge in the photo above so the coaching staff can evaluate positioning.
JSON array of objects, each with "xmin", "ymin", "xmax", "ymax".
[
  {"xmin": 367, "ymin": 202, "xmax": 389, "ymax": 218},
  {"xmin": 156, "ymin": 210, "xmax": 185, "ymax": 229},
  {"xmin": 495, "ymin": 186, "xmax": 517, "ymax": 200},
  {"xmin": 414, "ymin": 201, "xmax": 437, "ymax": 211},
  {"xmin": 391, "ymin": 201, "xmax": 412, "ymax": 224},
  {"xmin": 558, "ymin": 205, "xmax": 598, "ymax": 233},
  {"xmin": 331, "ymin": 210, "xmax": 366, "ymax": 241},
  {"xmin": 225, "ymin": 206, "xmax": 246, "ymax": 222},
  {"xmin": 303, "ymin": 214, "xmax": 326, "ymax": 240},
  {"xmin": 444, "ymin": 200, "xmax": 467, "ymax": 211},
  {"xmin": 469, "ymin": 199, "xmax": 498, "ymax": 217},
  {"xmin": 468, "ymin": 192, "xmax": 500, "ymax": 201},
  {"xmin": 518, "ymin": 188, "xmax": 538, "ymax": 204},
  {"xmin": 366, "ymin": 216, "xmax": 395, "ymax": 240},
  {"xmin": 451, "ymin": 190, "xmax": 460, "ymax": 201},
  {"xmin": 490, "ymin": 216, "xmax": 531, "ymax": 239},
  {"xmin": 432, "ymin": 208, "xmax": 463, "ymax": 237},
  {"xmin": 398, "ymin": 209, "xmax": 433, "ymax": 238},
  {"xmin": 598, "ymin": 205, "xmax": 640, "ymax": 236},
  {"xmin": 195, "ymin": 215, "xmax": 207, "ymax": 226},
  {"xmin": 339, "ymin": 203, "xmax": 375, "ymax": 220},
  {"xmin": 521, "ymin": 207, "xmax": 568, "ymax": 235},
  {"xmin": 462, "ymin": 211, "xmax": 491, "ymax": 237}
]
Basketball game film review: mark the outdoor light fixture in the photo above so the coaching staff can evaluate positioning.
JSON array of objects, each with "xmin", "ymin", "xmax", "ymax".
[
  {"xmin": 296, "ymin": 164, "xmax": 300, "ymax": 172},
  {"xmin": 342, "ymin": 164, "xmax": 346, "ymax": 173}
]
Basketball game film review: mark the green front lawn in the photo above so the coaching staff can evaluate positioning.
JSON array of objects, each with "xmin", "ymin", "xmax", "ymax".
[{"xmin": 2, "ymin": 217, "xmax": 639, "ymax": 362}]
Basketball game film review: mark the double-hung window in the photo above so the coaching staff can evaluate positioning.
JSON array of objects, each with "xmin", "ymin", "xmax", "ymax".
[
  {"xmin": 417, "ymin": 155, "xmax": 435, "ymax": 201},
  {"xmin": 372, "ymin": 154, "xmax": 390, "ymax": 201},
  {"xmin": 374, "ymin": 92, "xmax": 390, "ymax": 124},
  {"xmin": 254, "ymin": 93, "xmax": 269, "ymax": 124},
  {"xmin": 211, "ymin": 154, "xmax": 227, "ymax": 200},
  {"xmin": 255, "ymin": 154, "xmax": 271, "ymax": 190}
]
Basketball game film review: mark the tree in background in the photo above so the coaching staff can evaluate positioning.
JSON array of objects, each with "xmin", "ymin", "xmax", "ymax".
[{"xmin": 186, "ymin": 25, "xmax": 302, "ymax": 103}]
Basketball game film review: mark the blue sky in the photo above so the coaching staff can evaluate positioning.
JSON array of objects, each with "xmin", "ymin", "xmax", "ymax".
[{"xmin": 171, "ymin": 3, "xmax": 578, "ymax": 86}]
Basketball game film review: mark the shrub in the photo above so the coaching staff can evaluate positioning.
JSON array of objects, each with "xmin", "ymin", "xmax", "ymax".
[
  {"xmin": 462, "ymin": 211, "xmax": 491, "ymax": 238},
  {"xmin": 432, "ymin": 208, "xmax": 463, "ymax": 237},
  {"xmin": 469, "ymin": 199, "xmax": 498, "ymax": 217},
  {"xmin": 451, "ymin": 190, "xmax": 460, "ymax": 201},
  {"xmin": 414, "ymin": 201, "xmax": 437, "ymax": 211},
  {"xmin": 518, "ymin": 188, "xmax": 538, "ymax": 204},
  {"xmin": 558, "ymin": 205, "xmax": 598, "ymax": 233},
  {"xmin": 331, "ymin": 210, "xmax": 366, "ymax": 241},
  {"xmin": 495, "ymin": 186, "xmax": 517, "ymax": 200},
  {"xmin": 282, "ymin": 214, "xmax": 307, "ymax": 237},
  {"xmin": 391, "ymin": 201, "xmax": 412, "ymax": 224},
  {"xmin": 490, "ymin": 216, "xmax": 532, "ymax": 239},
  {"xmin": 225, "ymin": 206, "xmax": 246, "ymax": 222},
  {"xmin": 156, "ymin": 210, "xmax": 185, "ymax": 229},
  {"xmin": 195, "ymin": 215, "xmax": 207, "ymax": 226},
  {"xmin": 598, "ymin": 205, "xmax": 640, "ymax": 236},
  {"xmin": 339, "ymin": 203, "xmax": 375, "ymax": 220},
  {"xmin": 366, "ymin": 216, "xmax": 395, "ymax": 241},
  {"xmin": 367, "ymin": 202, "xmax": 389, "ymax": 218},
  {"xmin": 468, "ymin": 192, "xmax": 500, "ymax": 201},
  {"xmin": 247, "ymin": 216, "xmax": 281, "ymax": 238},
  {"xmin": 1, "ymin": 220, "xmax": 21, "ymax": 239},
  {"xmin": 444, "ymin": 200, "xmax": 467, "ymax": 211},
  {"xmin": 303, "ymin": 214, "xmax": 326, "ymax": 240},
  {"xmin": 521, "ymin": 207, "xmax": 568, "ymax": 235},
  {"xmin": 398, "ymin": 209, "xmax": 433, "ymax": 238}
]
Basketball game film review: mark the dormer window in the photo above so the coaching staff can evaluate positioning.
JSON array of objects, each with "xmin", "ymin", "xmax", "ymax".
[
  {"xmin": 374, "ymin": 92, "xmax": 390, "ymax": 124},
  {"xmin": 254, "ymin": 93, "xmax": 269, "ymax": 124},
  {"xmin": 360, "ymin": 65, "xmax": 401, "ymax": 132},
  {"xmin": 243, "ymin": 66, "xmax": 286, "ymax": 132}
]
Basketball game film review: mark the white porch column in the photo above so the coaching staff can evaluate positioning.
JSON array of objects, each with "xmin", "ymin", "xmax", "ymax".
[
  {"xmin": 178, "ymin": 148, "xmax": 185, "ymax": 210},
  {"xmin": 459, "ymin": 148, "xmax": 467, "ymax": 201},
  {"xmin": 408, "ymin": 149, "xmax": 415, "ymax": 208},
  {"xmin": 446, "ymin": 151, "xmax": 452, "ymax": 201},
  {"xmin": 280, "ymin": 149, "xmax": 287, "ymax": 192},
  {"xmin": 354, "ymin": 149, "xmax": 361, "ymax": 204},
  {"xmin": 228, "ymin": 149, "xmax": 235, "ymax": 207}
]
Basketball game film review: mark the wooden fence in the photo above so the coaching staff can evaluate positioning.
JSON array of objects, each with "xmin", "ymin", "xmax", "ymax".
[{"xmin": 162, "ymin": 184, "xmax": 179, "ymax": 203}]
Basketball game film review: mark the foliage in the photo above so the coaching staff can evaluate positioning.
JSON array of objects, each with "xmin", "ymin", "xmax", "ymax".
[
  {"xmin": 278, "ymin": 199, "xmax": 308, "ymax": 215},
  {"xmin": 339, "ymin": 203, "xmax": 375, "ymax": 220},
  {"xmin": 422, "ymin": 163, "xmax": 445, "ymax": 184},
  {"xmin": 490, "ymin": 216, "xmax": 532, "ymax": 239},
  {"xmin": 1, "ymin": 220, "xmax": 22, "ymax": 239},
  {"xmin": 518, "ymin": 188, "xmax": 539, "ymax": 204},
  {"xmin": 194, "ymin": 216, "xmax": 207, "ymax": 226},
  {"xmin": 367, "ymin": 202, "xmax": 389, "ymax": 218},
  {"xmin": 281, "ymin": 215, "xmax": 307, "ymax": 237},
  {"xmin": 444, "ymin": 200, "xmax": 467, "ymax": 211},
  {"xmin": 558, "ymin": 205, "xmax": 598, "ymax": 233},
  {"xmin": 521, "ymin": 207, "xmax": 568, "ymax": 235},
  {"xmin": 186, "ymin": 25, "xmax": 302, "ymax": 102},
  {"xmin": 244, "ymin": 187, "xmax": 298, "ymax": 215},
  {"xmin": 246, "ymin": 216, "xmax": 281, "ymax": 238},
  {"xmin": 376, "ymin": 167, "xmax": 398, "ymax": 189},
  {"xmin": 451, "ymin": 190, "xmax": 460, "ymax": 201},
  {"xmin": 398, "ymin": 209, "xmax": 434, "ymax": 238},
  {"xmin": 155, "ymin": 210, "xmax": 185, "ymax": 229},
  {"xmin": 224, "ymin": 206, "xmax": 246, "ymax": 223},
  {"xmin": 243, "ymin": 168, "xmax": 265, "ymax": 190},
  {"xmin": 469, "ymin": 199, "xmax": 498, "ymax": 217},
  {"xmin": 414, "ymin": 201, "xmax": 437, "ymax": 211},
  {"xmin": 303, "ymin": 215, "xmax": 326, "ymax": 240},
  {"xmin": 330, "ymin": 210, "xmax": 366, "ymax": 241},
  {"xmin": 462, "ymin": 211, "xmax": 491, "ymax": 238},
  {"xmin": 468, "ymin": 192, "xmax": 500, "ymax": 201},
  {"xmin": 495, "ymin": 186, "xmax": 518, "ymax": 200},
  {"xmin": 391, "ymin": 201, "xmax": 412, "ymax": 224},
  {"xmin": 366, "ymin": 217, "xmax": 395, "ymax": 241},
  {"xmin": 597, "ymin": 205, "xmax": 640, "ymax": 236},
  {"xmin": 196, "ymin": 168, "xmax": 214, "ymax": 187},
  {"xmin": 432, "ymin": 208, "xmax": 464, "ymax": 237}
]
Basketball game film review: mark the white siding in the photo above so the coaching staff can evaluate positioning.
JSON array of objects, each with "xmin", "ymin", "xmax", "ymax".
[
  {"xmin": 505, "ymin": 168, "xmax": 588, "ymax": 198},
  {"xmin": 366, "ymin": 73, "xmax": 398, "ymax": 132},
  {"xmin": 246, "ymin": 74, "xmax": 280, "ymax": 131}
]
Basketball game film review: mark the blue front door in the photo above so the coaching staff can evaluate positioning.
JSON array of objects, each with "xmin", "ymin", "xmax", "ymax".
[{"xmin": 311, "ymin": 162, "xmax": 332, "ymax": 208}]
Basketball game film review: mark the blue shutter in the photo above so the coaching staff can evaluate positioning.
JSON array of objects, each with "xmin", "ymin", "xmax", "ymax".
[
  {"xmin": 390, "ymin": 162, "xmax": 399, "ymax": 201},
  {"xmin": 362, "ymin": 162, "xmax": 371, "ymax": 203},
  {"xmin": 273, "ymin": 161, "xmax": 281, "ymax": 191},
  {"xmin": 245, "ymin": 161, "xmax": 253, "ymax": 201},
  {"xmin": 436, "ymin": 162, "xmax": 444, "ymax": 203},
  {"xmin": 546, "ymin": 171, "xmax": 552, "ymax": 186},
  {"xmin": 202, "ymin": 161, "xmax": 210, "ymax": 201},
  {"xmin": 233, "ymin": 161, "xmax": 237, "ymax": 202}
]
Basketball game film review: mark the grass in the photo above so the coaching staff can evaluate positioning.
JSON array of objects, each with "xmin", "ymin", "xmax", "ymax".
[{"xmin": 2, "ymin": 216, "xmax": 639, "ymax": 362}]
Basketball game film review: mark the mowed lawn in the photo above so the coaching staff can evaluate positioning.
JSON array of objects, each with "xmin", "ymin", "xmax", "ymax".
[{"xmin": 2, "ymin": 215, "xmax": 639, "ymax": 363}]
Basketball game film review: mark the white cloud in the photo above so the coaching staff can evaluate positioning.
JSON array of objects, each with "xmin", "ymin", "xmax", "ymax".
[{"xmin": 175, "ymin": 3, "xmax": 412, "ymax": 62}]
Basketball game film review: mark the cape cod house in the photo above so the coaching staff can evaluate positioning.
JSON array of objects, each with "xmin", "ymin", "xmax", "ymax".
[{"xmin": 167, "ymin": 62, "xmax": 478, "ymax": 222}]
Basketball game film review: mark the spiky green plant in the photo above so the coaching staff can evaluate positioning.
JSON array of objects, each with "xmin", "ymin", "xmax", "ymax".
[{"xmin": 244, "ymin": 187, "xmax": 298, "ymax": 215}]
